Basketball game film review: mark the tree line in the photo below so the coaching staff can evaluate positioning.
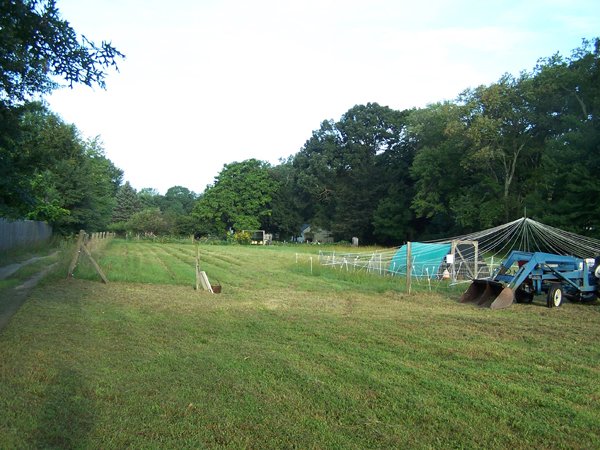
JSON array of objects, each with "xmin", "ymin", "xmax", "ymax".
[
  {"xmin": 1, "ymin": 2, "xmax": 598, "ymax": 243},
  {"xmin": 191, "ymin": 38, "xmax": 600, "ymax": 244}
]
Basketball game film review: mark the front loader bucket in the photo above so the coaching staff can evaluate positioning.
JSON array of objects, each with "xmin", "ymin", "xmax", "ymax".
[
  {"xmin": 489, "ymin": 287, "xmax": 515, "ymax": 310},
  {"xmin": 460, "ymin": 280, "xmax": 515, "ymax": 309}
]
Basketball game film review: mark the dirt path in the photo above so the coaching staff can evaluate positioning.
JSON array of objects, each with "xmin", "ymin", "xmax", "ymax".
[
  {"xmin": 0, "ymin": 251, "xmax": 59, "ymax": 280},
  {"xmin": 0, "ymin": 252, "xmax": 59, "ymax": 332}
]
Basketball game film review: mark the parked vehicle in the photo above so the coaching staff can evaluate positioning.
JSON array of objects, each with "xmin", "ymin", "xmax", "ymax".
[{"xmin": 460, "ymin": 251, "xmax": 600, "ymax": 309}]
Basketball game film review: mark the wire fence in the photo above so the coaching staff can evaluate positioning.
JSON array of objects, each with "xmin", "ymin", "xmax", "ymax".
[
  {"xmin": 0, "ymin": 218, "xmax": 52, "ymax": 252},
  {"xmin": 317, "ymin": 217, "xmax": 600, "ymax": 284},
  {"xmin": 318, "ymin": 250, "xmax": 498, "ymax": 283}
]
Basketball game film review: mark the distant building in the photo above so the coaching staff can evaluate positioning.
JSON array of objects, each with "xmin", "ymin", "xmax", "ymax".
[{"xmin": 298, "ymin": 224, "xmax": 334, "ymax": 244}]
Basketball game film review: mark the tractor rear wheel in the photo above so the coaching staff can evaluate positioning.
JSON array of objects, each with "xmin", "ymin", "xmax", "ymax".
[{"xmin": 547, "ymin": 284, "xmax": 564, "ymax": 308}]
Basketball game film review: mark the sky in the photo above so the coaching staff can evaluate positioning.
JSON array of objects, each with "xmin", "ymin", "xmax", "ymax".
[{"xmin": 46, "ymin": 0, "xmax": 600, "ymax": 194}]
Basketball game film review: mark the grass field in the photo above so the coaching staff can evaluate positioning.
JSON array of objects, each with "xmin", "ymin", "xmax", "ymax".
[{"xmin": 1, "ymin": 239, "xmax": 599, "ymax": 448}]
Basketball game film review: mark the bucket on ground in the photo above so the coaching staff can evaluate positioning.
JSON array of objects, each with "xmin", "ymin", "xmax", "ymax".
[{"xmin": 460, "ymin": 279, "xmax": 515, "ymax": 309}]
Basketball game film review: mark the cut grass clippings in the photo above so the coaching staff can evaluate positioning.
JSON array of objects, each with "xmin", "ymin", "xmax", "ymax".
[{"xmin": 0, "ymin": 240, "xmax": 599, "ymax": 448}]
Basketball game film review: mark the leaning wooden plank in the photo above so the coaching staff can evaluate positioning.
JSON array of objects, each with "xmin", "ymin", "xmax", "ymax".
[
  {"xmin": 81, "ymin": 243, "xmax": 109, "ymax": 284},
  {"xmin": 199, "ymin": 271, "xmax": 213, "ymax": 293}
]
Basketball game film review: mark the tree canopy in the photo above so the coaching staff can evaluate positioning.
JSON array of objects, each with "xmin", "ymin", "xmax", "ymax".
[
  {"xmin": 183, "ymin": 39, "xmax": 600, "ymax": 243},
  {"xmin": 0, "ymin": 102, "xmax": 122, "ymax": 232},
  {"xmin": 0, "ymin": 0, "xmax": 124, "ymax": 104},
  {"xmin": 0, "ymin": 0, "xmax": 125, "ymax": 233},
  {"xmin": 192, "ymin": 159, "xmax": 278, "ymax": 237},
  {"xmin": 1, "ymin": 19, "xmax": 598, "ymax": 245}
]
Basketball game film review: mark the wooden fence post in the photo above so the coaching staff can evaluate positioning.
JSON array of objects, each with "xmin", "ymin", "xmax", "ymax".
[
  {"xmin": 195, "ymin": 246, "xmax": 200, "ymax": 291},
  {"xmin": 67, "ymin": 229, "xmax": 109, "ymax": 283},
  {"xmin": 406, "ymin": 241, "xmax": 412, "ymax": 295},
  {"xmin": 67, "ymin": 230, "xmax": 86, "ymax": 278}
]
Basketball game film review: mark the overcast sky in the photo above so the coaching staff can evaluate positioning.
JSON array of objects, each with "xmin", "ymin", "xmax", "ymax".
[{"xmin": 46, "ymin": 0, "xmax": 600, "ymax": 194}]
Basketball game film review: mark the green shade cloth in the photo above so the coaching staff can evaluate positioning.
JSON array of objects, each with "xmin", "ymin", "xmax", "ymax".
[{"xmin": 389, "ymin": 242, "xmax": 451, "ymax": 279}]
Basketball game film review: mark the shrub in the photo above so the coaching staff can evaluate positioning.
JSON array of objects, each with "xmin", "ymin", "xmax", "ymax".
[{"xmin": 233, "ymin": 230, "xmax": 252, "ymax": 245}]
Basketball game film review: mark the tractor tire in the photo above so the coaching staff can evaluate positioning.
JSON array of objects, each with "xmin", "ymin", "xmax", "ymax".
[
  {"xmin": 547, "ymin": 284, "xmax": 564, "ymax": 308},
  {"xmin": 593, "ymin": 256, "xmax": 600, "ymax": 278}
]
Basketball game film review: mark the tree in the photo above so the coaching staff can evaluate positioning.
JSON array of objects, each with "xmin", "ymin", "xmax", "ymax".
[
  {"xmin": 50, "ymin": 137, "xmax": 122, "ymax": 232},
  {"xmin": 161, "ymin": 186, "xmax": 197, "ymax": 215},
  {"xmin": 292, "ymin": 103, "xmax": 412, "ymax": 243},
  {"xmin": 0, "ymin": 0, "xmax": 124, "ymax": 232},
  {"xmin": 0, "ymin": 0, "xmax": 124, "ymax": 104},
  {"xmin": 126, "ymin": 208, "xmax": 169, "ymax": 235},
  {"xmin": 0, "ymin": 103, "xmax": 122, "ymax": 232},
  {"xmin": 159, "ymin": 186, "xmax": 198, "ymax": 235},
  {"xmin": 457, "ymin": 74, "xmax": 546, "ymax": 226},
  {"xmin": 408, "ymin": 102, "xmax": 474, "ymax": 236},
  {"xmin": 0, "ymin": 101, "xmax": 72, "ymax": 220},
  {"xmin": 138, "ymin": 187, "xmax": 161, "ymax": 209},
  {"xmin": 524, "ymin": 39, "xmax": 600, "ymax": 235},
  {"xmin": 192, "ymin": 159, "xmax": 277, "ymax": 236},
  {"xmin": 111, "ymin": 182, "xmax": 141, "ymax": 224},
  {"xmin": 265, "ymin": 159, "xmax": 303, "ymax": 240}
]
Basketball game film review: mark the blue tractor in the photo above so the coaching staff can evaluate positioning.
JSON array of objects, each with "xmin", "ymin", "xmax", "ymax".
[{"xmin": 460, "ymin": 251, "xmax": 600, "ymax": 309}]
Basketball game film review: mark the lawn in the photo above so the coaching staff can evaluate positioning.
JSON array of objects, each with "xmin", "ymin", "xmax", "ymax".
[{"xmin": 1, "ymin": 240, "xmax": 599, "ymax": 448}]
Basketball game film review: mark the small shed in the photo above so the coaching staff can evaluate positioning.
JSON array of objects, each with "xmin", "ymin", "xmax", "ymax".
[{"xmin": 299, "ymin": 224, "xmax": 334, "ymax": 244}]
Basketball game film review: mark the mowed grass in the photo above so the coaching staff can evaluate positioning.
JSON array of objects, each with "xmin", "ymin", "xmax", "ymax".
[
  {"xmin": 1, "ymin": 240, "xmax": 599, "ymax": 448},
  {"xmin": 0, "ymin": 246, "xmax": 65, "ymax": 301}
]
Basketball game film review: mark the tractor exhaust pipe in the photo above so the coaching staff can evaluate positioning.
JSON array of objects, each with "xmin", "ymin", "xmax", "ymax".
[{"xmin": 460, "ymin": 280, "xmax": 515, "ymax": 309}]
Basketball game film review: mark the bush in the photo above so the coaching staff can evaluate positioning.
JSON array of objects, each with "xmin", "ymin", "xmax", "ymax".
[
  {"xmin": 233, "ymin": 230, "xmax": 252, "ymax": 245},
  {"xmin": 107, "ymin": 221, "xmax": 128, "ymax": 235}
]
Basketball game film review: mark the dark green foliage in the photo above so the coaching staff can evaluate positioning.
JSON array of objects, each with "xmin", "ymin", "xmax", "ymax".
[
  {"xmin": 0, "ymin": 0, "xmax": 124, "ymax": 104},
  {"xmin": 406, "ymin": 39, "xmax": 600, "ymax": 238},
  {"xmin": 160, "ymin": 186, "xmax": 197, "ymax": 216},
  {"xmin": 51, "ymin": 138, "xmax": 122, "ymax": 232},
  {"xmin": 0, "ymin": 0, "xmax": 124, "ymax": 234},
  {"xmin": 194, "ymin": 42, "xmax": 598, "ymax": 244},
  {"xmin": 266, "ymin": 160, "xmax": 303, "ymax": 239},
  {"xmin": 127, "ymin": 208, "xmax": 169, "ymax": 235},
  {"xmin": 3, "ymin": 27, "xmax": 598, "ymax": 242},
  {"xmin": 111, "ymin": 185, "xmax": 198, "ymax": 236},
  {"xmin": 111, "ymin": 182, "xmax": 141, "ymax": 223},
  {"xmin": 523, "ymin": 40, "xmax": 600, "ymax": 234},
  {"xmin": 192, "ymin": 159, "xmax": 278, "ymax": 237},
  {"xmin": 137, "ymin": 187, "xmax": 160, "ymax": 209},
  {"xmin": 159, "ymin": 186, "xmax": 198, "ymax": 235},
  {"xmin": 292, "ymin": 103, "xmax": 413, "ymax": 244},
  {"xmin": 0, "ymin": 103, "xmax": 122, "ymax": 233}
]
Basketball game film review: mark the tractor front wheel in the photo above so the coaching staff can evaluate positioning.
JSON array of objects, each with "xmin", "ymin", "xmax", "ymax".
[{"xmin": 547, "ymin": 284, "xmax": 564, "ymax": 308}]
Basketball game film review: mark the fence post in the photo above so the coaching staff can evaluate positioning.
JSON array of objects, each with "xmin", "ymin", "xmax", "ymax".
[
  {"xmin": 67, "ymin": 230, "xmax": 86, "ymax": 278},
  {"xmin": 474, "ymin": 241, "xmax": 479, "ymax": 278},
  {"xmin": 195, "ymin": 246, "xmax": 201, "ymax": 290},
  {"xmin": 406, "ymin": 241, "xmax": 412, "ymax": 294}
]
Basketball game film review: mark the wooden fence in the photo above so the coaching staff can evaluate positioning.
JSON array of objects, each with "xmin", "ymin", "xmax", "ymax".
[{"xmin": 0, "ymin": 218, "xmax": 52, "ymax": 252}]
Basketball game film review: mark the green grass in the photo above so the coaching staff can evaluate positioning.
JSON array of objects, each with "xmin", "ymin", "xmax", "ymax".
[
  {"xmin": 0, "ymin": 247, "xmax": 66, "ymax": 300},
  {"xmin": 1, "ymin": 240, "xmax": 599, "ymax": 448},
  {"xmin": 0, "ymin": 236, "xmax": 66, "ymax": 267}
]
